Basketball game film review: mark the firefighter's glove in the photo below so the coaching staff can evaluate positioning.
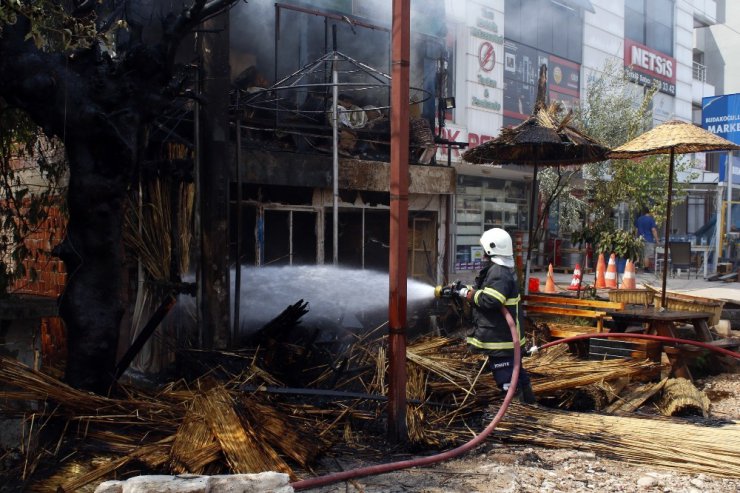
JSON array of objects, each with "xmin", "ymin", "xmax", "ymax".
[
  {"xmin": 452, "ymin": 282, "xmax": 474, "ymax": 301},
  {"xmin": 457, "ymin": 286, "xmax": 474, "ymax": 301}
]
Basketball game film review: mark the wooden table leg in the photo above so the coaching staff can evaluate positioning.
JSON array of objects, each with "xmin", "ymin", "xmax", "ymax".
[
  {"xmin": 691, "ymin": 319, "xmax": 714, "ymax": 342},
  {"xmin": 651, "ymin": 321, "xmax": 693, "ymax": 380}
]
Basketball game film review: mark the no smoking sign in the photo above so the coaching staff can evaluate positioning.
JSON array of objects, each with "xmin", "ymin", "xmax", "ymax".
[{"xmin": 478, "ymin": 41, "xmax": 496, "ymax": 72}]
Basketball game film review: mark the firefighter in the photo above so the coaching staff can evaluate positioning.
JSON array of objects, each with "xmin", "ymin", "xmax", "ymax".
[{"xmin": 448, "ymin": 227, "xmax": 536, "ymax": 404}]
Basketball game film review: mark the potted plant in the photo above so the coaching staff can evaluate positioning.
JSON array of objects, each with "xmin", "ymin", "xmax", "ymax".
[{"xmin": 594, "ymin": 229, "xmax": 644, "ymax": 273}]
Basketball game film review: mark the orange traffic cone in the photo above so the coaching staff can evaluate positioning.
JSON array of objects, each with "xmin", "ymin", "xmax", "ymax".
[
  {"xmin": 620, "ymin": 259, "xmax": 637, "ymax": 289},
  {"xmin": 594, "ymin": 253, "xmax": 606, "ymax": 289},
  {"xmin": 605, "ymin": 253, "xmax": 618, "ymax": 289},
  {"xmin": 567, "ymin": 263, "xmax": 583, "ymax": 290},
  {"xmin": 543, "ymin": 263, "xmax": 558, "ymax": 293}
]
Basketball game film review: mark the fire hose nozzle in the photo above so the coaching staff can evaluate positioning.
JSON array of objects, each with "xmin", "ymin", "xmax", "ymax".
[{"xmin": 434, "ymin": 285, "xmax": 455, "ymax": 299}]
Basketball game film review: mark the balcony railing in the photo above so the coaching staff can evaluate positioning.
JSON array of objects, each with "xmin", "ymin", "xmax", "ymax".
[{"xmin": 693, "ymin": 61, "xmax": 707, "ymax": 82}]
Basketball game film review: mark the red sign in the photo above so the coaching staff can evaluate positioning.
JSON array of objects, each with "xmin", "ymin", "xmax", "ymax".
[
  {"xmin": 478, "ymin": 42, "xmax": 496, "ymax": 72},
  {"xmin": 624, "ymin": 39, "xmax": 676, "ymax": 95}
]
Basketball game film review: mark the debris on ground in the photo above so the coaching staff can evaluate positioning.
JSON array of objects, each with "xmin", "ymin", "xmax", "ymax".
[{"xmin": 0, "ymin": 315, "xmax": 738, "ymax": 492}]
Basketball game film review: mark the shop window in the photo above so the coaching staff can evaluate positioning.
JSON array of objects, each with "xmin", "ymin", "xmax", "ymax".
[
  {"xmin": 454, "ymin": 176, "xmax": 527, "ymax": 272},
  {"xmin": 322, "ymin": 208, "xmax": 436, "ymax": 279},
  {"xmin": 504, "ymin": 0, "xmax": 584, "ymax": 64},
  {"xmin": 263, "ymin": 209, "xmax": 318, "ymax": 266},
  {"xmin": 625, "ymin": 0, "xmax": 674, "ymax": 57}
]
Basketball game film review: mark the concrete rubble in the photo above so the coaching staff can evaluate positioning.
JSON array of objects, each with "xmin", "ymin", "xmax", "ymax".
[{"xmin": 94, "ymin": 472, "xmax": 292, "ymax": 493}]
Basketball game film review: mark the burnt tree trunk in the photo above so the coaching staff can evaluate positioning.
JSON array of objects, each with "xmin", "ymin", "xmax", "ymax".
[
  {"xmin": 198, "ymin": 11, "xmax": 232, "ymax": 349},
  {"xmin": 56, "ymin": 134, "xmax": 134, "ymax": 393}
]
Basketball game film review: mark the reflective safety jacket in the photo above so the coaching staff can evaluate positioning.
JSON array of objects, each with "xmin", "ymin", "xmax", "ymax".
[{"xmin": 465, "ymin": 262, "xmax": 526, "ymax": 358}]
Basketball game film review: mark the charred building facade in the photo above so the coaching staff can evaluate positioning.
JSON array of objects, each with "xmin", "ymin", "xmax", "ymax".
[{"xmin": 226, "ymin": 0, "xmax": 455, "ymax": 282}]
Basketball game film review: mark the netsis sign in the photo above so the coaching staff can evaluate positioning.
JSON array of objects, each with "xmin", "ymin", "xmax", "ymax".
[{"xmin": 624, "ymin": 39, "xmax": 676, "ymax": 96}]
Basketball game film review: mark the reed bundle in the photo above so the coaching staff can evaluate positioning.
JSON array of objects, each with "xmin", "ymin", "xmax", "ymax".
[
  {"xmin": 124, "ymin": 179, "xmax": 171, "ymax": 281},
  {"xmin": 558, "ymin": 380, "xmax": 626, "ymax": 411},
  {"xmin": 497, "ymin": 402, "xmax": 740, "ymax": 478},
  {"xmin": 170, "ymin": 395, "xmax": 219, "ymax": 474},
  {"xmin": 238, "ymin": 397, "xmax": 328, "ymax": 468},
  {"xmin": 605, "ymin": 379, "xmax": 667, "ymax": 414},
  {"xmin": 200, "ymin": 387, "xmax": 294, "ymax": 477},
  {"xmin": 57, "ymin": 438, "xmax": 173, "ymax": 493},
  {"xmin": 524, "ymin": 346, "xmax": 661, "ymax": 395},
  {"xmin": 0, "ymin": 356, "xmax": 183, "ymax": 425},
  {"xmin": 406, "ymin": 363, "xmax": 431, "ymax": 445},
  {"xmin": 407, "ymin": 337, "xmax": 483, "ymax": 394},
  {"xmin": 659, "ymin": 378, "xmax": 710, "ymax": 417}
]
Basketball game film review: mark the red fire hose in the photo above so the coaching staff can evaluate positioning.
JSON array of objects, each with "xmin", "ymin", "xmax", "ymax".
[
  {"xmin": 291, "ymin": 306, "xmax": 522, "ymax": 490},
  {"xmin": 292, "ymin": 320, "xmax": 739, "ymax": 491}
]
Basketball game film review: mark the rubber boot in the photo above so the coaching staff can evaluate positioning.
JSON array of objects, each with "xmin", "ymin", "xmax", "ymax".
[{"xmin": 518, "ymin": 383, "xmax": 537, "ymax": 404}]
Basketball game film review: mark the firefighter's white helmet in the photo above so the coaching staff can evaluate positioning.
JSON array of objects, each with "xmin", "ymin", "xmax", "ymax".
[{"xmin": 479, "ymin": 228, "xmax": 513, "ymax": 257}]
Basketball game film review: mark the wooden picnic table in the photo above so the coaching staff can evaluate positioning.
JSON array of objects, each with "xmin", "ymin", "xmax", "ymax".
[{"xmin": 604, "ymin": 307, "xmax": 714, "ymax": 380}]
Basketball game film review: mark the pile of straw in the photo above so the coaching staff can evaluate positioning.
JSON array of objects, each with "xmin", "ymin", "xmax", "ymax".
[
  {"xmin": 659, "ymin": 378, "xmax": 711, "ymax": 417},
  {"xmin": 2, "ymin": 333, "xmax": 735, "ymax": 490},
  {"xmin": 497, "ymin": 402, "xmax": 740, "ymax": 478}
]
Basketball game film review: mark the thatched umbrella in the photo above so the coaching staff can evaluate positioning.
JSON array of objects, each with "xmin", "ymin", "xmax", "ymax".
[
  {"xmin": 609, "ymin": 119, "xmax": 740, "ymax": 307},
  {"xmin": 463, "ymin": 65, "xmax": 609, "ymax": 291}
]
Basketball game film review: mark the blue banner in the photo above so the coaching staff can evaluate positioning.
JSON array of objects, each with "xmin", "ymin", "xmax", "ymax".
[{"xmin": 702, "ymin": 94, "xmax": 740, "ymax": 184}]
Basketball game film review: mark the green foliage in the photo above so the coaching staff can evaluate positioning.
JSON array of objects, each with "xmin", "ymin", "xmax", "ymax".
[
  {"xmin": 0, "ymin": 0, "xmax": 98, "ymax": 51},
  {"xmin": 0, "ymin": 105, "xmax": 67, "ymax": 295},
  {"xmin": 539, "ymin": 166, "xmax": 586, "ymax": 236},
  {"xmin": 594, "ymin": 228, "xmax": 644, "ymax": 262},
  {"xmin": 574, "ymin": 59, "xmax": 698, "ymax": 227}
]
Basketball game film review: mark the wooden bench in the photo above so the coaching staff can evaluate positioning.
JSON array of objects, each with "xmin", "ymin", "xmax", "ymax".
[{"xmin": 523, "ymin": 294, "xmax": 625, "ymax": 338}]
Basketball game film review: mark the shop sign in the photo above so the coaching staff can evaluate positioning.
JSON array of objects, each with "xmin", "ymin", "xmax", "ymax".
[
  {"xmin": 702, "ymin": 94, "xmax": 740, "ymax": 184},
  {"xmin": 435, "ymin": 125, "xmax": 468, "ymax": 162},
  {"xmin": 471, "ymin": 6, "xmax": 503, "ymax": 44},
  {"xmin": 503, "ymin": 40, "xmax": 580, "ymax": 124},
  {"xmin": 472, "ymin": 88, "xmax": 502, "ymax": 111},
  {"xmin": 624, "ymin": 39, "xmax": 676, "ymax": 96},
  {"xmin": 478, "ymin": 41, "xmax": 496, "ymax": 72},
  {"xmin": 434, "ymin": 127, "xmax": 499, "ymax": 162}
]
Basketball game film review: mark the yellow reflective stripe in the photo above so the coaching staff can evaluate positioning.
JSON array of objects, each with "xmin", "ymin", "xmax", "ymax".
[
  {"xmin": 476, "ymin": 287, "xmax": 505, "ymax": 305},
  {"xmin": 504, "ymin": 295, "xmax": 520, "ymax": 305},
  {"xmin": 466, "ymin": 336, "xmax": 527, "ymax": 350}
]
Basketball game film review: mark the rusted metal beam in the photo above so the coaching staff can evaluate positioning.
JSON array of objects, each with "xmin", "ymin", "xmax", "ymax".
[{"xmin": 387, "ymin": 0, "xmax": 410, "ymax": 443}]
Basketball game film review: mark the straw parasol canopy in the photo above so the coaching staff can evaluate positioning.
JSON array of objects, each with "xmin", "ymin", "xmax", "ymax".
[
  {"xmin": 462, "ymin": 65, "xmax": 609, "ymax": 292},
  {"xmin": 462, "ymin": 104, "xmax": 609, "ymax": 166},
  {"xmin": 609, "ymin": 119, "xmax": 740, "ymax": 159},
  {"xmin": 609, "ymin": 119, "xmax": 740, "ymax": 307}
]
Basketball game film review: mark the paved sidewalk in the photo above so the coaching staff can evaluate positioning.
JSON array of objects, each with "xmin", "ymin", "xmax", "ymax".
[{"xmin": 546, "ymin": 269, "xmax": 737, "ymax": 294}]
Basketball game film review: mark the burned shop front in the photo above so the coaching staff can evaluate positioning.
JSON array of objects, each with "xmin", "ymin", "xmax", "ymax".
[{"xmin": 230, "ymin": 150, "xmax": 455, "ymax": 285}]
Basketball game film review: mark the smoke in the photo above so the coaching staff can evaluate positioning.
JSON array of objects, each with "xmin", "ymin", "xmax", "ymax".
[
  {"xmin": 231, "ymin": 265, "xmax": 435, "ymax": 332},
  {"xmin": 176, "ymin": 265, "xmax": 436, "ymax": 336},
  {"xmin": 228, "ymin": 0, "xmax": 446, "ymax": 89}
]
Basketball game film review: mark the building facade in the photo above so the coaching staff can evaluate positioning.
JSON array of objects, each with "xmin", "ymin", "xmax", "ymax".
[
  {"xmin": 224, "ymin": 0, "xmax": 728, "ymax": 280},
  {"xmin": 443, "ymin": 0, "xmax": 724, "ymax": 273}
]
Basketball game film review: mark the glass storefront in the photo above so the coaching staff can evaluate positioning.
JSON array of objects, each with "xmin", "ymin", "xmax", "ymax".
[{"xmin": 453, "ymin": 175, "xmax": 528, "ymax": 271}]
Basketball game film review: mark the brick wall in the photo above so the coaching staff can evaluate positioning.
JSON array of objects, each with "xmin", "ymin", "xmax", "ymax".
[{"xmin": 10, "ymin": 204, "xmax": 67, "ymax": 297}]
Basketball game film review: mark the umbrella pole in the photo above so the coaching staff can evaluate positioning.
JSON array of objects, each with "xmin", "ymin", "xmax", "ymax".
[
  {"xmin": 660, "ymin": 148, "xmax": 675, "ymax": 309},
  {"xmin": 525, "ymin": 163, "xmax": 539, "ymax": 295}
]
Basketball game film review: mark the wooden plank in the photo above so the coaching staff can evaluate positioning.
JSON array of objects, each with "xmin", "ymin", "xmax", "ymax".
[
  {"xmin": 524, "ymin": 294, "xmax": 624, "ymax": 310},
  {"xmin": 549, "ymin": 325, "xmax": 600, "ymax": 339},
  {"xmin": 525, "ymin": 305, "xmax": 607, "ymax": 319}
]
